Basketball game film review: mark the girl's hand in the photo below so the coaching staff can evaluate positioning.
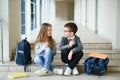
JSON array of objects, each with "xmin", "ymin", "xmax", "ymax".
[
  {"xmin": 44, "ymin": 41, "xmax": 49, "ymax": 48},
  {"xmin": 68, "ymin": 50, "xmax": 73, "ymax": 60}
]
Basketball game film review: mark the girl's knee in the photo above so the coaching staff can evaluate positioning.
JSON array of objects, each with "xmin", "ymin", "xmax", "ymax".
[
  {"xmin": 34, "ymin": 56, "xmax": 43, "ymax": 65},
  {"xmin": 45, "ymin": 47, "xmax": 52, "ymax": 51}
]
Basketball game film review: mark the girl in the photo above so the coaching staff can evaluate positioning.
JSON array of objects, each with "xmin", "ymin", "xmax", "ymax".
[{"xmin": 34, "ymin": 23, "xmax": 63, "ymax": 76}]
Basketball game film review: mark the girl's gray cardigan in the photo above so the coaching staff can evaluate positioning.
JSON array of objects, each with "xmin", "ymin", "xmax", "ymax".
[{"xmin": 35, "ymin": 40, "xmax": 56, "ymax": 56}]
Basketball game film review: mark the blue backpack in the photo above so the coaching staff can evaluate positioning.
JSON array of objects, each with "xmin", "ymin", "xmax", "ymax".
[
  {"xmin": 84, "ymin": 57, "xmax": 109, "ymax": 76},
  {"xmin": 15, "ymin": 38, "xmax": 32, "ymax": 72}
]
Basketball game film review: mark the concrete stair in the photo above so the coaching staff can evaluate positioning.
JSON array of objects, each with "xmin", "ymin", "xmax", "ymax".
[{"xmin": 0, "ymin": 42, "xmax": 120, "ymax": 72}]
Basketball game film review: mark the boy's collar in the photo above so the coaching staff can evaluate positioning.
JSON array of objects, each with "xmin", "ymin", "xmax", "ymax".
[{"xmin": 67, "ymin": 36, "xmax": 75, "ymax": 40}]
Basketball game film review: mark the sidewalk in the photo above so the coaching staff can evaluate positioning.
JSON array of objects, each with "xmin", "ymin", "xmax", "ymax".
[{"xmin": 1, "ymin": 72, "xmax": 120, "ymax": 80}]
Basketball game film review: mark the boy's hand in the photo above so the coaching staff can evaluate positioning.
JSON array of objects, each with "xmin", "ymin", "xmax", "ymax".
[
  {"xmin": 69, "ymin": 39, "xmax": 75, "ymax": 48},
  {"xmin": 68, "ymin": 50, "xmax": 73, "ymax": 60}
]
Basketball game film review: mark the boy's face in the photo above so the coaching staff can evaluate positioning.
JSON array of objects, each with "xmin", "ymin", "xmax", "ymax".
[{"xmin": 63, "ymin": 27, "xmax": 74, "ymax": 38}]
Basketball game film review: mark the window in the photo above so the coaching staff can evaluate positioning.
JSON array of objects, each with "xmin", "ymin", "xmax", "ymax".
[
  {"xmin": 40, "ymin": 0, "xmax": 42, "ymax": 25},
  {"xmin": 21, "ymin": 0, "xmax": 25, "ymax": 34},
  {"xmin": 31, "ymin": 0, "xmax": 36, "ymax": 30}
]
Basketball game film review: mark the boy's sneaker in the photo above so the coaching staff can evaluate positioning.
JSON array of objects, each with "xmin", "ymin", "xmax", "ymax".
[
  {"xmin": 72, "ymin": 67, "xmax": 79, "ymax": 75},
  {"xmin": 64, "ymin": 67, "xmax": 72, "ymax": 76},
  {"xmin": 53, "ymin": 68, "xmax": 63, "ymax": 75},
  {"xmin": 34, "ymin": 68, "xmax": 49, "ymax": 76}
]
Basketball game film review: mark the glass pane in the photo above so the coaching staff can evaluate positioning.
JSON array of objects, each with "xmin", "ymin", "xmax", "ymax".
[
  {"xmin": 34, "ymin": 23, "xmax": 36, "ymax": 29},
  {"xmin": 33, "ymin": 0, "xmax": 36, "ymax": 3},
  {"xmin": 21, "ymin": 13, "xmax": 25, "ymax": 24},
  {"xmin": 21, "ymin": 25, "xmax": 25, "ymax": 34},
  {"xmin": 21, "ymin": 0, "xmax": 25, "ymax": 12},
  {"xmin": 34, "ymin": 14, "xmax": 36, "ymax": 28},
  {"xmin": 31, "ymin": 0, "xmax": 36, "ymax": 3},
  {"xmin": 40, "ymin": 0, "xmax": 42, "ymax": 5},
  {"xmin": 31, "ymin": 0, "xmax": 36, "ymax": 30},
  {"xmin": 31, "ymin": 3, "xmax": 33, "ymax": 13},
  {"xmin": 31, "ymin": 14, "xmax": 34, "ymax": 23},
  {"xmin": 34, "ymin": 5, "xmax": 36, "ymax": 14},
  {"xmin": 31, "ymin": 23, "xmax": 33, "ymax": 30},
  {"xmin": 31, "ymin": 14, "xmax": 36, "ymax": 30}
]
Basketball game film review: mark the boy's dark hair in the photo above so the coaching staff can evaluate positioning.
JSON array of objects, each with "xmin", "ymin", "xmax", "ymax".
[{"xmin": 64, "ymin": 22, "xmax": 78, "ymax": 34}]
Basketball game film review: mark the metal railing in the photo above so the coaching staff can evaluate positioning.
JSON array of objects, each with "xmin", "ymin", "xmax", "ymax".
[{"xmin": 0, "ymin": 19, "xmax": 3, "ymax": 64}]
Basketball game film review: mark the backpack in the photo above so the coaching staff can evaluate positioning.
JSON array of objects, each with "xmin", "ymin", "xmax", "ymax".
[
  {"xmin": 84, "ymin": 57, "xmax": 109, "ymax": 76},
  {"xmin": 15, "ymin": 38, "xmax": 32, "ymax": 72}
]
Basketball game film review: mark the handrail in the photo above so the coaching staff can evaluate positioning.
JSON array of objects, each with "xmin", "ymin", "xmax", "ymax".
[{"xmin": 0, "ymin": 19, "xmax": 3, "ymax": 64}]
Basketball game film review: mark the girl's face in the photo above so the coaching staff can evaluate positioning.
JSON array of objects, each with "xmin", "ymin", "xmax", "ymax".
[
  {"xmin": 47, "ymin": 26, "xmax": 52, "ymax": 37},
  {"xmin": 64, "ymin": 27, "xmax": 74, "ymax": 38}
]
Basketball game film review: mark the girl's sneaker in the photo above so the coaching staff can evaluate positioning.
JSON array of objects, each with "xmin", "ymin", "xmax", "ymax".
[{"xmin": 34, "ymin": 68, "xmax": 49, "ymax": 76}]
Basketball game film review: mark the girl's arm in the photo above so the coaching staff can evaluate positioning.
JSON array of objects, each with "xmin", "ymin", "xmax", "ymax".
[
  {"xmin": 35, "ymin": 43, "xmax": 45, "ymax": 55},
  {"xmin": 52, "ymin": 40, "xmax": 57, "ymax": 56}
]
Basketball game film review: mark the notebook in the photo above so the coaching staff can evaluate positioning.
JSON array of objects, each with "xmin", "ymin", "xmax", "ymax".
[
  {"xmin": 89, "ymin": 52, "xmax": 108, "ymax": 59},
  {"xmin": 8, "ymin": 73, "xmax": 29, "ymax": 79}
]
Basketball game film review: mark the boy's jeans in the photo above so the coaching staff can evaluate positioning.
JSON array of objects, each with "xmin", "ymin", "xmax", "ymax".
[
  {"xmin": 34, "ymin": 47, "xmax": 54, "ymax": 72},
  {"xmin": 61, "ymin": 49, "xmax": 83, "ymax": 69}
]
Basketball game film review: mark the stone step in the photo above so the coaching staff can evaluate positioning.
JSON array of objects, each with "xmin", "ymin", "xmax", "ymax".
[
  {"xmin": 30, "ymin": 42, "xmax": 112, "ymax": 50},
  {"xmin": 55, "ymin": 49, "xmax": 120, "ymax": 59},
  {"xmin": 10, "ymin": 50, "xmax": 120, "ymax": 72},
  {"xmin": 12, "ymin": 49, "xmax": 120, "ymax": 60},
  {"xmin": 0, "ymin": 60, "xmax": 120, "ymax": 72},
  {"xmin": 53, "ymin": 58, "xmax": 120, "ymax": 67}
]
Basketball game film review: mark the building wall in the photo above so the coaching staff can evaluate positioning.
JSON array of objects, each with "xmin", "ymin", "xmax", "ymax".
[
  {"xmin": 114, "ymin": 0, "xmax": 120, "ymax": 50},
  {"xmin": 9, "ymin": 0, "xmax": 21, "ymax": 60},
  {"xmin": 80, "ymin": 0, "xmax": 120, "ymax": 50},
  {"xmin": 74, "ymin": 0, "xmax": 81, "ymax": 22},
  {"xmin": 55, "ymin": 0, "xmax": 74, "ymax": 21},
  {"xmin": 80, "ymin": 0, "xmax": 87, "ymax": 26},
  {"xmin": 86, "ymin": 0, "xmax": 96, "ymax": 32},
  {"xmin": 97, "ymin": 0, "xmax": 117, "ymax": 48},
  {"xmin": 0, "ymin": 0, "xmax": 21, "ymax": 61},
  {"xmin": 68, "ymin": 2, "xmax": 74, "ymax": 20},
  {"xmin": 0, "ymin": 0, "xmax": 10, "ymax": 61},
  {"xmin": 56, "ymin": 1, "xmax": 68, "ymax": 21},
  {"xmin": 49, "ymin": 0, "xmax": 56, "ymax": 22}
]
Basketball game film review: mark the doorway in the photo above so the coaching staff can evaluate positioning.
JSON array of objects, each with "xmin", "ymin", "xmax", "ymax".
[{"xmin": 55, "ymin": 0, "xmax": 74, "ymax": 21}]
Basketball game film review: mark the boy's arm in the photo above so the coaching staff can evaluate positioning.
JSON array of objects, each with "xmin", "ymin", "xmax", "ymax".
[
  {"xmin": 71, "ymin": 36, "xmax": 83, "ymax": 54},
  {"xmin": 60, "ymin": 37, "xmax": 70, "ymax": 50}
]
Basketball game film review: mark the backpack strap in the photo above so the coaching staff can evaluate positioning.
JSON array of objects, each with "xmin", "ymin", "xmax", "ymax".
[{"xmin": 24, "ymin": 64, "xmax": 27, "ymax": 72}]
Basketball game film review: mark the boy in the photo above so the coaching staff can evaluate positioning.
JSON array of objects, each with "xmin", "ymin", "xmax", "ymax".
[{"xmin": 60, "ymin": 22, "xmax": 83, "ymax": 76}]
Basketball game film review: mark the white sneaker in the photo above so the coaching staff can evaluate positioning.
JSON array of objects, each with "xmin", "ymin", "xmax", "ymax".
[
  {"xmin": 53, "ymin": 68, "xmax": 63, "ymax": 75},
  {"xmin": 64, "ymin": 67, "xmax": 72, "ymax": 76},
  {"xmin": 72, "ymin": 67, "xmax": 79, "ymax": 75},
  {"xmin": 34, "ymin": 68, "xmax": 49, "ymax": 76}
]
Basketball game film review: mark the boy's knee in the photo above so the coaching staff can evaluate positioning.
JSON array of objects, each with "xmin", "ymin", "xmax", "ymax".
[{"xmin": 78, "ymin": 51, "xmax": 83, "ymax": 59}]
